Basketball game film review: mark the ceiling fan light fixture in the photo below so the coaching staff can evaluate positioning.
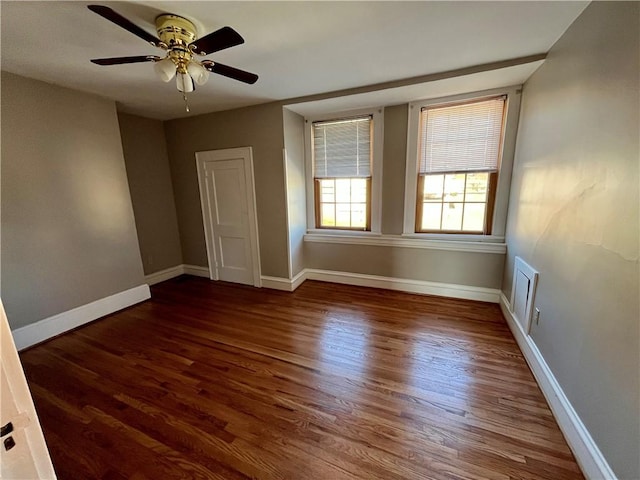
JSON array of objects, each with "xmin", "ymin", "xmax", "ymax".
[
  {"xmin": 154, "ymin": 57, "xmax": 175, "ymax": 82},
  {"xmin": 187, "ymin": 61, "xmax": 210, "ymax": 86},
  {"xmin": 176, "ymin": 72, "xmax": 194, "ymax": 93},
  {"xmin": 88, "ymin": 5, "xmax": 259, "ymax": 112}
]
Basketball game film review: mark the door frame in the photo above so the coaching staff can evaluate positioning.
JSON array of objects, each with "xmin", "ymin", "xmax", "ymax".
[
  {"xmin": 195, "ymin": 147, "xmax": 262, "ymax": 287},
  {"xmin": 1, "ymin": 299, "xmax": 57, "ymax": 479}
]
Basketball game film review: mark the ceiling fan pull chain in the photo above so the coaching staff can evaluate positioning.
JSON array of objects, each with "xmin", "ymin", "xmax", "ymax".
[{"xmin": 183, "ymin": 93, "xmax": 190, "ymax": 112}]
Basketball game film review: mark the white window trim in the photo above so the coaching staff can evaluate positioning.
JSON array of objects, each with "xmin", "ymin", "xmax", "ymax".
[
  {"xmin": 403, "ymin": 86, "xmax": 522, "ymax": 238},
  {"xmin": 304, "ymin": 232, "xmax": 506, "ymax": 254},
  {"xmin": 304, "ymin": 107, "xmax": 384, "ymax": 234}
]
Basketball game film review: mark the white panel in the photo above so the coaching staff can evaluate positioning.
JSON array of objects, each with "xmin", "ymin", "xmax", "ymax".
[
  {"xmin": 513, "ymin": 270, "xmax": 531, "ymax": 330},
  {"xmin": 510, "ymin": 256, "xmax": 539, "ymax": 334},
  {"xmin": 219, "ymin": 237, "xmax": 248, "ymax": 269},
  {"xmin": 210, "ymin": 166, "xmax": 244, "ymax": 226}
]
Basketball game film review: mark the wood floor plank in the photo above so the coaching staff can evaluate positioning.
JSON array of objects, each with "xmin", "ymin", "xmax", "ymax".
[{"xmin": 20, "ymin": 276, "xmax": 584, "ymax": 479}]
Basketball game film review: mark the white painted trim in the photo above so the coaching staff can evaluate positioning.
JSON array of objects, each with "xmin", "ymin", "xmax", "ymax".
[
  {"xmin": 263, "ymin": 268, "xmax": 498, "ymax": 301},
  {"xmin": 11, "ymin": 285, "xmax": 151, "ymax": 351},
  {"xmin": 282, "ymin": 148, "xmax": 293, "ymax": 280},
  {"xmin": 182, "ymin": 264, "xmax": 210, "ymax": 278},
  {"xmin": 306, "ymin": 269, "xmax": 500, "ymax": 302},
  {"xmin": 261, "ymin": 269, "xmax": 307, "ymax": 292},
  {"xmin": 304, "ymin": 233, "xmax": 506, "ymax": 254},
  {"xmin": 290, "ymin": 269, "xmax": 307, "ymax": 291},
  {"xmin": 499, "ymin": 294, "xmax": 617, "ymax": 480},
  {"xmin": 144, "ymin": 264, "xmax": 212, "ymax": 285},
  {"xmin": 2, "ymin": 300, "xmax": 57, "ymax": 478},
  {"xmin": 261, "ymin": 276, "xmax": 295, "ymax": 292},
  {"xmin": 195, "ymin": 155, "xmax": 217, "ymax": 281},
  {"xmin": 145, "ymin": 265, "xmax": 185, "ymax": 286}
]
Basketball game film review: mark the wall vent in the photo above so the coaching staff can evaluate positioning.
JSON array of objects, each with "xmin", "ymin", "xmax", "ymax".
[{"xmin": 510, "ymin": 256, "xmax": 539, "ymax": 334}]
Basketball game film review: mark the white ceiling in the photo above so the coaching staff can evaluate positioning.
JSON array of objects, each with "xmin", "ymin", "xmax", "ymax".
[{"xmin": 1, "ymin": 1, "xmax": 589, "ymax": 120}]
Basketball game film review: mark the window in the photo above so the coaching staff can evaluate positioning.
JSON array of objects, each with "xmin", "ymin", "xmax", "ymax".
[
  {"xmin": 403, "ymin": 91, "xmax": 515, "ymax": 237},
  {"xmin": 416, "ymin": 96, "xmax": 505, "ymax": 234},
  {"xmin": 312, "ymin": 116, "xmax": 373, "ymax": 230}
]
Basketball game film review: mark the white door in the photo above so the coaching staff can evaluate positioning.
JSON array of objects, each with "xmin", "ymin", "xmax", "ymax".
[
  {"xmin": 0, "ymin": 300, "xmax": 56, "ymax": 479},
  {"xmin": 196, "ymin": 147, "xmax": 261, "ymax": 286}
]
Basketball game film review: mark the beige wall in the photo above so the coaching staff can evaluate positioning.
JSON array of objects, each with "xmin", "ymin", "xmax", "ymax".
[
  {"xmin": 118, "ymin": 113, "xmax": 182, "ymax": 275},
  {"xmin": 164, "ymin": 102, "xmax": 288, "ymax": 278},
  {"xmin": 381, "ymin": 104, "xmax": 408, "ymax": 234},
  {"xmin": 305, "ymin": 243, "xmax": 504, "ymax": 289},
  {"xmin": 282, "ymin": 108, "xmax": 306, "ymax": 277},
  {"xmin": 1, "ymin": 72, "xmax": 145, "ymax": 330},
  {"xmin": 502, "ymin": 2, "xmax": 639, "ymax": 478}
]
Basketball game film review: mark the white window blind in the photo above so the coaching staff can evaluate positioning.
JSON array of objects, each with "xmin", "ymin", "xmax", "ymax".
[
  {"xmin": 419, "ymin": 97, "xmax": 505, "ymax": 174},
  {"xmin": 313, "ymin": 116, "xmax": 372, "ymax": 178}
]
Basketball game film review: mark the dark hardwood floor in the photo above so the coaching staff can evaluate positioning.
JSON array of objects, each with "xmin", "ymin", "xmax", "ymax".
[{"xmin": 20, "ymin": 276, "xmax": 584, "ymax": 480}]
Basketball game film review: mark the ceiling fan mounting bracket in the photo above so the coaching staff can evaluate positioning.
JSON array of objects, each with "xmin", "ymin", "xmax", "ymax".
[{"xmin": 155, "ymin": 14, "xmax": 197, "ymax": 49}]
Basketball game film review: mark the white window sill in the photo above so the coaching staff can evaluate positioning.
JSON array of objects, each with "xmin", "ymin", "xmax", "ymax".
[
  {"xmin": 304, "ymin": 232, "xmax": 506, "ymax": 254},
  {"xmin": 306, "ymin": 229, "xmax": 382, "ymax": 237}
]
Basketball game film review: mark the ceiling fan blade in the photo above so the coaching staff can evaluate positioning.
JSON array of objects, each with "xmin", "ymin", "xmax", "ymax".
[
  {"xmin": 190, "ymin": 26, "xmax": 244, "ymax": 55},
  {"xmin": 203, "ymin": 62, "xmax": 258, "ymax": 84},
  {"xmin": 91, "ymin": 55, "xmax": 159, "ymax": 66},
  {"xmin": 88, "ymin": 5, "xmax": 161, "ymax": 46}
]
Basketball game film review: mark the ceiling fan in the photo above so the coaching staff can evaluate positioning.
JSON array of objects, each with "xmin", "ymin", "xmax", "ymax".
[{"xmin": 88, "ymin": 5, "xmax": 258, "ymax": 109}]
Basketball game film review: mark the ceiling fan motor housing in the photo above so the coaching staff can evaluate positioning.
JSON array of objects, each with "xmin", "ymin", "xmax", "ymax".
[{"xmin": 155, "ymin": 14, "xmax": 198, "ymax": 73}]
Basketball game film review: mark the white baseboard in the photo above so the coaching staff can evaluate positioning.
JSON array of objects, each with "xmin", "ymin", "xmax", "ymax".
[
  {"xmin": 290, "ymin": 269, "xmax": 307, "ymax": 291},
  {"xmin": 145, "ymin": 265, "xmax": 185, "ymax": 286},
  {"xmin": 261, "ymin": 269, "xmax": 307, "ymax": 292},
  {"xmin": 158, "ymin": 266, "xmax": 497, "ymax": 304},
  {"xmin": 11, "ymin": 285, "xmax": 151, "ymax": 351},
  {"xmin": 144, "ymin": 264, "xmax": 211, "ymax": 285},
  {"xmin": 260, "ymin": 268, "xmax": 499, "ymax": 302},
  {"xmin": 261, "ymin": 276, "xmax": 294, "ymax": 291},
  {"xmin": 182, "ymin": 264, "xmax": 210, "ymax": 278},
  {"xmin": 306, "ymin": 269, "xmax": 500, "ymax": 303},
  {"xmin": 499, "ymin": 294, "xmax": 616, "ymax": 480}
]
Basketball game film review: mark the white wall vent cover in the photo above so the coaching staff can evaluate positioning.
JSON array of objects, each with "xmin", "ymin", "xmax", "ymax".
[{"xmin": 510, "ymin": 256, "xmax": 539, "ymax": 334}]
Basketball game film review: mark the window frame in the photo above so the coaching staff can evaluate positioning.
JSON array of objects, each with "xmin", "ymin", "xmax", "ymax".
[
  {"xmin": 403, "ymin": 86, "xmax": 522, "ymax": 239},
  {"xmin": 305, "ymin": 108, "xmax": 384, "ymax": 235},
  {"xmin": 415, "ymin": 171, "xmax": 498, "ymax": 234}
]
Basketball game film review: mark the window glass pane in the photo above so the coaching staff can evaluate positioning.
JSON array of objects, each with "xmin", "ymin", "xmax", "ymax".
[
  {"xmin": 351, "ymin": 178, "xmax": 367, "ymax": 203},
  {"xmin": 463, "ymin": 203, "xmax": 486, "ymax": 231},
  {"xmin": 335, "ymin": 204, "xmax": 351, "ymax": 227},
  {"xmin": 316, "ymin": 176, "xmax": 370, "ymax": 230},
  {"xmin": 320, "ymin": 179, "xmax": 335, "ymax": 203},
  {"xmin": 442, "ymin": 202, "xmax": 463, "ymax": 230},
  {"xmin": 423, "ymin": 174, "xmax": 444, "ymax": 202},
  {"xmin": 465, "ymin": 172, "xmax": 489, "ymax": 202},
  {"xmin": 443, "ymin": 174, "xmax": 465, "ymax": 202},
  {"xmin": 335, "ymin": 179, "xmax": 351, "ymax": 203},
  {"xmin": 321, "ymin": 204, "xmax": 335, "ymax": 227},
  {"xmin": 421, "ymin": 203, "xmax": 442, "ymax": 230},
  {"xmin": 351, "ymin": 203, "xmax": 367, "ymax": 228}
]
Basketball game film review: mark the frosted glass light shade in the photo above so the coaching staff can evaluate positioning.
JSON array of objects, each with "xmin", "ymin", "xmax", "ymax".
[
  {"xmin": 176, "ymin": 72, "xmax": 194, "ymax": 93},
  {"xmin": 154, "ymin": 57, "xmax": 175, "ymax": 82},
  {"xmin": 187, "ymin": 61, "xmax": 210, "ymax": 86}
]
